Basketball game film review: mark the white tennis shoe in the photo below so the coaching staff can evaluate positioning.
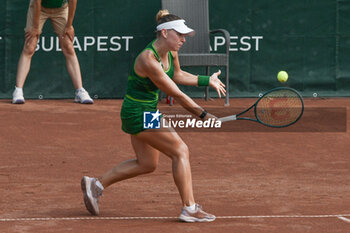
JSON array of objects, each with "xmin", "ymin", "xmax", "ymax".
[
  {"xmin": 81, "ymin": 176, "xmax": 103, "ymax": 215},
  {"xmin": 179, "ymin": 204, "xmax": 216, "ymax": 222},
  {"xmin": 12, "ymin": 88, "xmax": 25, "ymax": 104},
  {"xmin": 75, "ymin": 88, "xmax": 94, "ymax": 104}
]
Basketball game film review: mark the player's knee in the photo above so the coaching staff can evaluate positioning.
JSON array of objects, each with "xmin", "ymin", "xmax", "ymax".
[
  {"xmin": 62, "ymin": 46, "xmax": 76, "ymax": 56},
  {"xmin": 174, "ymin": 143, "xmax": 189, "ymax": 161},
  {"xmin": 61, "ymin": 42, "xmax": 76, "ymax": 56},
  {"xmin": 23, "ymin": 44, "xmax": 36, "ymax": 57}
]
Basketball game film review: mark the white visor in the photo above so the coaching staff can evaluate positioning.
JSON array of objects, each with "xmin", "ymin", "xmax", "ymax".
[{"xmin": 156, "ymin": 19, "xmax": 195, "ymax": 36}]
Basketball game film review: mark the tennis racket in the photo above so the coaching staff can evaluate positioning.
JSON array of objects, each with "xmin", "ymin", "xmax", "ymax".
[{"xmin": 218, "ymin": 87, "xmax": 304, "ymax": 128}]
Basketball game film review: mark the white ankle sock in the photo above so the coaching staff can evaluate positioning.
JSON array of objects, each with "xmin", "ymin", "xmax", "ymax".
[
  {"xmin": 76, "ymin": 87, "xmax": 84, "ymax": 92},
  {"xmin": 184, "ymin": 203, "xmax": 196, "ymax": 212},
  {"xmin": 15, "ymin": 86, "xmax": 23, "ymax": 92}
]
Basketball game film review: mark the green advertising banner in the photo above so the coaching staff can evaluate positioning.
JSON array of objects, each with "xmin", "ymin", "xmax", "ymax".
[{"xmin": 1, "ymin": 0, "xmax": 350, "ymax": 99}]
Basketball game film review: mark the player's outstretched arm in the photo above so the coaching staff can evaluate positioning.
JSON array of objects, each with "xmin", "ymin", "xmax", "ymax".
[
  {"xmin": 63, "ymin": 0, "xmax": 77, "ymax": 41},
  {"xmin": 171, "ymin": 52, "xmax": 226, "ymax": 97},
  {"xmin": 25, "ymin": 0, "xmax": 41, "ymax": 43}
]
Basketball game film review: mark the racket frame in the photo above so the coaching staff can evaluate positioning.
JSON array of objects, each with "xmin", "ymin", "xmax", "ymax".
[{"xmin": 218, "ymin": 87, "xmax": 304, "ymax": 128}]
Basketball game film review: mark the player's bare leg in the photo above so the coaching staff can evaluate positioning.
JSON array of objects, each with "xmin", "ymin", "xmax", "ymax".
[
  {"xmin": 134, "ymin": 128, "xmax": 215, "ymax": 222},
  {"xmin": 97, "ymin": 127, "xmax": 195, "ymax": 206},
  {"xmin": 59, "ymin": 35, "xmax": 82, "ymax": 89},
  {"xmin": 132, "ymin": 128, "xmax": 195, "ymax": 206},
  {"xmin": 82, "ymin": 135, "xmax": 160, "ymax": 215},
  {"xmin": 99, "ymin": 135, "xmax": 160, "ymax": 187},
  {"xmin": 15, "ymin": 35, "xmax": 38, "ymax": 88},
  {"xmin": 59, "ymin": 36, "xmax": 93, "ymax": 103},
  {"xmin": 13, "ymin": 35, "xmax": 39, "ymax": 104}
]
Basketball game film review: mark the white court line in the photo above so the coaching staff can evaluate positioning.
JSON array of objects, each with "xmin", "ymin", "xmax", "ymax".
[
  {"xmin": 338, "ymin": 216, "xmax": 350, "ymax": 223},
  {"xmin": 0, "ymin": 217, "xmax": 176, "ymax": 222},
  {"xmin": 217, "ymin": 214, "xmax": 350, "ymax": 219},
  {"xmin": 1, "ymin": 214, "xmax": 350, "ymax": 222}
]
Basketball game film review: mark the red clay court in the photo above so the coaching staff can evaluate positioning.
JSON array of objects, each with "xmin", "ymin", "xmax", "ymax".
[{"xmin": 0, "ymin": 98, "xmax": 349, "ymax": 232}]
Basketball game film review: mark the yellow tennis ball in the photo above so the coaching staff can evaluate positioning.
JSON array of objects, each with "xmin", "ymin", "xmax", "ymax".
[{"xmin": 277, "ymin": 71, "xmax": 288, "ymax": 83}]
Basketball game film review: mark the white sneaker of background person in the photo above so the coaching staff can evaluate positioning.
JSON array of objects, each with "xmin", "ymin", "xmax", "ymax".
[
  {"xmin": 74, "ymin": 87, "xmax": 94, "ymax": 104},
  {"xmin": 12, "ymin": 86, "xmax": 25, "ymax": 104}
]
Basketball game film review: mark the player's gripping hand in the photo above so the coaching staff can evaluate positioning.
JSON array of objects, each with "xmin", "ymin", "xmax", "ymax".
[
  {"xmin": 25, "ymin": 27, "xmax": 40, "ymax": 44},
  {"xmin": 63, "ymin": 25, "xmax": 75, "ymax": 42},
  {"xmin": 203, "ymin": 112, "xmax": 218, "ymax": 121},
  {"xmin": 209, "ymin": 70, "xmax": 226, "ymax": 98}
]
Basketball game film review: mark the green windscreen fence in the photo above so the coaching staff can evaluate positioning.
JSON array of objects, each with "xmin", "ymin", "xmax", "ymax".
[{"xmin": 1, "ymin": 0, "xmax": 350, "ymax": 99}]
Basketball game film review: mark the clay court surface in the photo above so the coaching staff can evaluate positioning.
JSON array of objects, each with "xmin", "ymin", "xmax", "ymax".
[{"xmin": 0, "ymin": 98, "xmax": 349, "ymax": 232}]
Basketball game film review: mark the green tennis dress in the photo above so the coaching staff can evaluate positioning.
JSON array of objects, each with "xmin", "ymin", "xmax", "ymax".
[{"xmin": 120, "ymin": 40, "xmax": 174, "ymax": 134}]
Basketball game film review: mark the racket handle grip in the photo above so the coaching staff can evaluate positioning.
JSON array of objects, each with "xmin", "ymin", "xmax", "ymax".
[{"xmin": 218, "ymin": 115, "xmax": 236, "ymax": 122}]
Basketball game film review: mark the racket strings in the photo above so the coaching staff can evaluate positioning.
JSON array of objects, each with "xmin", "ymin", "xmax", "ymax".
[{"xmin": 256, "ymin": 89, "xmax": 303, "ymax": 127}]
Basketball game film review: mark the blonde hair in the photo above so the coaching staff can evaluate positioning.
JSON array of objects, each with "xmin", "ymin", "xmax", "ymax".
[
  {"xmin": 156, "ymin": 9, "xmax": 170, "ymax": 22},
  {"xmin": 156, "ymin": 9, "xmax": 182, "ymax": 25}
]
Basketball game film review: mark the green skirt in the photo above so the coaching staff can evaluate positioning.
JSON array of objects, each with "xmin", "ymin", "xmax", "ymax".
[{"xmin": 120, "ymin": 96, "xmax": 158, "ymax": 135}]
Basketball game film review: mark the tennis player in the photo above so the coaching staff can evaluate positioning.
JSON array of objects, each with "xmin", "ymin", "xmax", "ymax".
[
  {"xmin": 81, "ymin": 9, "xmax": 226, "ymax": 222},
  {"xmin": 12, "ymin": 0, "xmax": 93, "ymax": 104}
]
